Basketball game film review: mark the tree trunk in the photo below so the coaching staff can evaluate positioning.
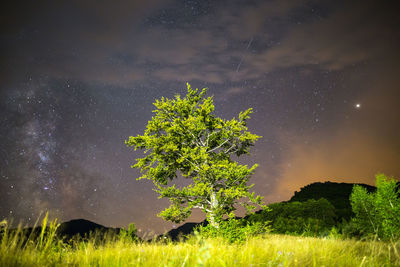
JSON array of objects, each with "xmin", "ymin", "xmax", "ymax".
[{"xmin": 210, "ymin": 191, "xmax": 219, "ymax": 228}]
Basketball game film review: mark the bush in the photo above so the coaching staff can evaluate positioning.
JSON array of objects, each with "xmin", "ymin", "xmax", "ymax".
[
  {"xmin": 118, "ymin": 223, "xmax": 139, "ymax": 242},
  {"xmin": 350, "ymin": 173, "xmax": 400, "ymax": 240},
  {"xmin": 195, "ymin": 216, "xmax": 270, "ymax": 243}
]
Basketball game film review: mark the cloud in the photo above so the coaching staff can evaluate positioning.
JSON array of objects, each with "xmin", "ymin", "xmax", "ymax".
[
  {"xmin": 250, "ymin": 2, "xmax": 400, "ymax": 72},
  {"xmin": 154, "ymin": 68, "xmax": 224, "ymax": 84},
  {"xmin": 4, "ymin": 0, "xmax": 398, "ymax": 88},
  {"xmin": 222, "ymin": 0, "xmax": 312, "ymax": 39},
  {"xmin": 144, "ymin": 1, "xmax": 400, "ymax": 84},
  {"xmin": 0, "ymin": 0, "xmax": 171, "ymax": 86}
]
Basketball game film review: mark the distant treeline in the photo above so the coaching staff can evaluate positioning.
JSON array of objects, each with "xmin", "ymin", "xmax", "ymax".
[
  {"xmin": 166, "ymin": 181, "xmax": 379, "ymax": 240},
  {"xmin": 3, "ymin": 179, "xmax": 399, "ymax": 242},
  {"xmin": 241, "ymin": 182, "xmax": 376, "ymax": 236},
  {"xmin": 244, "ymin": 178, "xmax": 400, "ymax": 239},
  {"xmin": 289, "ymin": 181, "xmax": 376, "ymax": 221}
]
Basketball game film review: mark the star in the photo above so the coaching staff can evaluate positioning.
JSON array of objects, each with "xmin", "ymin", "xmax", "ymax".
[{"xmin": 355, "ymin": 103, "xmax": 361, "ymax": 109}]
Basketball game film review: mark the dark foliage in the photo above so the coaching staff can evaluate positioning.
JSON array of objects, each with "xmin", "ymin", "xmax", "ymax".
[
  {"xmin": 57, "ymin": 219, "xmax": 118, "ymax": 240},
  {"xmin": 247, "ymin": 198, "xmax": 336, "ymax": 236},
  {"xmin": 290, "ymin": 182, "xmax": 376, "ymax": 221}
]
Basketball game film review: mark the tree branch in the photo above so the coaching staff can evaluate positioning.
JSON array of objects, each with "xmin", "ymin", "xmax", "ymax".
[
  {"xmin": 176, "ymin": 152, "xmax": 201, "ymax": 171},
  {"xmin": 207, "ymin": 138, "xmax": 230, "ymax": 153}
]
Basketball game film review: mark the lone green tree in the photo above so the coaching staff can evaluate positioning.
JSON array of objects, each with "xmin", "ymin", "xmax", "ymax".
[{"xmin": 125, "ymin": 83, "xmax": 264, "ymax": 228}]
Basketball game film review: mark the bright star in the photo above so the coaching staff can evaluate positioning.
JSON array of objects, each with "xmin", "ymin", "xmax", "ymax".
[{"xmin": 355, "ymin": 103, "xmax": 361, "ymax": 109}]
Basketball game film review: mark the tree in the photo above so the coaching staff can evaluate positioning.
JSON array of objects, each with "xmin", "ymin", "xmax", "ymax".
[
  {"xmin": 125, "ymin": 83, "xmax": 264, "ymax": 228},
  {"xmin": 350, "ymin": 173, "xmax": 400, "ymax": 240}
]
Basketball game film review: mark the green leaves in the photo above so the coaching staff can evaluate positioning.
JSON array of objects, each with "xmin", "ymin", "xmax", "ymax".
[
  {"xmin": 159, "ymin": 204, "xmax": 192, "ymax": 223},
  {"xmin": 350, "ymin": 173, "xmax": 400, "ymax": 240},
  {"xmin": 126, "ymin": 83, "xmax": 264, "ymax": 226}
]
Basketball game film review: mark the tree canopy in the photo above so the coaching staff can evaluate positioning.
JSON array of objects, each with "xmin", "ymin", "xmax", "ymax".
[{"xmin": 125, "ymin": 83, "xmax": 264, "ymax": 227}]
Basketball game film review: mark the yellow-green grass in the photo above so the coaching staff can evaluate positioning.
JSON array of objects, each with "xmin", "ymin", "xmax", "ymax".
[{"xmin": 0, "ymin": 218, "xmax": 399, "ymax": 266}]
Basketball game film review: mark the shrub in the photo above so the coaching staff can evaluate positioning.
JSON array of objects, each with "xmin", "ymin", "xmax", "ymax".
[
  {"xmin": 195, "ymin": 215, "xmax": 270, "ymax": 243},
  {"xmin": 350, "ymin": 173, "xmax": 400, "ymax": 240},
  {"xmin": 118, "ymin": 223, "xmax": 139, "ymax": 242}
]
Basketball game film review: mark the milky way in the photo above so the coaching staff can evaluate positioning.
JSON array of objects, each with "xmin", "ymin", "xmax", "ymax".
[{"xmin": 1, "ymin": 0, "xmax": 400, "ymax": 234}]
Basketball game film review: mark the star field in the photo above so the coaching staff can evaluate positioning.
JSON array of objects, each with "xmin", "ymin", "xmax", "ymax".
[{"xmin": 1, "ymin": 0, "xmax": 399, "ymax": 234}]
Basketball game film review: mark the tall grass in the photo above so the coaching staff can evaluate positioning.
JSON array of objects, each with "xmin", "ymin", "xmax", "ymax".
[{"xmin": 0, "ymin": 216, "xmax": 399, "ymax": 266}]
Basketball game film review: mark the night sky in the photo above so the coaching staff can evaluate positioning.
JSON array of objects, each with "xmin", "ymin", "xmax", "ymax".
[{"xmin": 1, "ymin": 0, "xmax": 399, "ymax": 234}]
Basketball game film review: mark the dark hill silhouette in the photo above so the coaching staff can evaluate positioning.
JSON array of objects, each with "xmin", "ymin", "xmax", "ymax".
[
  {"xmin": 289, "ymin": 181, "xmax": 376, "ymax": 221},
  {"xmin": 159, "ymin": 220, "xmax": 209, "ymax": 241},
  {"xmin": 1, "ymin": 219, "xmax": 139, "ymax": 243},
  {"xmin": 159, "ymin": 215, "xmax": 244, "ymax": 241},
  {"xmin": 56, "ymin": 219, "xmax": 121, "ymax": 240}
]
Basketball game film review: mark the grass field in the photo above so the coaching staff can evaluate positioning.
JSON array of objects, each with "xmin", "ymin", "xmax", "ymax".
[{"xmin": 1, "ymin": 217, "xmax": 399, "ymax": 266}]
